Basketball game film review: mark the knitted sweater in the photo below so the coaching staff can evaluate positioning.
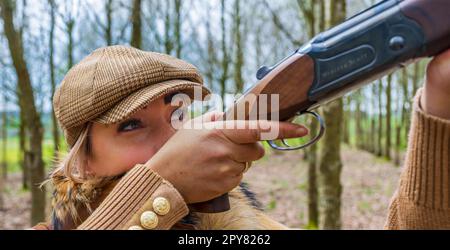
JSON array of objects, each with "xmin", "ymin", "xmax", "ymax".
[{"xmin": 385, "ymin": 89, "xmax": 450, "ymax": 229}]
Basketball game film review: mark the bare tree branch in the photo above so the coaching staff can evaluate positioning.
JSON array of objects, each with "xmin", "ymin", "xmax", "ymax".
[
  {"xmin": 262, "ymin": 0, "xmax": 302, "ymax": 47},
  {"xmin": 83, "ymin": 0, "xmax": 108, "ymax": 31}
]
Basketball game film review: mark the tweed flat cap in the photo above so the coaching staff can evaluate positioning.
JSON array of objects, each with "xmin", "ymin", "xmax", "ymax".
[{"xmin": 53, "ymin": 45, "xmax": 211, "ymax": 147}]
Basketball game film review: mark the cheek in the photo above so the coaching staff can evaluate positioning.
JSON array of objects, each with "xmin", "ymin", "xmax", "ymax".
[
  {"xmin": 89, "ymin": 129, "xmax": 174, "ymax": 177},
  {"xmin": 91, "ymin": 138, "xmax": 159, "ymax": 176},
  {"xmin": 118, "ymin": 128, "xmax": 177, "ymax": 170},
  {"xmin": 119, "ymin": 144, "xmax": 159, "ymax": 169}
]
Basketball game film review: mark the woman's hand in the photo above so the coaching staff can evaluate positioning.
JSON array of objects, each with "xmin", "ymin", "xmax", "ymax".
[
  {"xmin": 146, "ymin": 112, "xmax": 308, "ymax": 204},
  {"xmin": 422, "ymin": 48, "xmax": 450, "ymax": 120}
]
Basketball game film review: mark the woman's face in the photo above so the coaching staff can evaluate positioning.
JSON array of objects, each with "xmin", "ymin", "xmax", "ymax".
[{"xmin": 87, "ymin": 93, "xmax": 185, "ymax": 177}]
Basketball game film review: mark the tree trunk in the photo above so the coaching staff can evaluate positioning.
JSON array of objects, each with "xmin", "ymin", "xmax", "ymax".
[
  {"xmin": 219, "ymin": 0, "xmax": 229, "ymax": 111},
  {"xmin": 1, "ymin": 0, "xmax": 46, "ymax": 226},
  {"xmin": 0, "ymin": 171, "xmax": 3, "ymax": 213},
  {"xmin": 394, "ymin": 124, "xmax": 401, "ymax": 165},
  {"xmin": 307, "ymin": 118, "xmax": 319, "ymax": 228},
  {"xmin": 174, "ymin": 0, "xmax": 182, "ymax": 58},
  {"xmin": 298, "ymin": 0, "xmax": 320, "ymax": 228},
  {"xmin": 407, "ymin": 61, "xmax": 421, "ymax": 137},
  {"xmin": 1, "ymin": 93, "xmax": 7, "ymax": 180},
  {"xmin": 163, "ymin": 1, "xmax": 173, "ymax": 55},
  {"xmin": 204, "ymin": 3, "xmax": 216, "ymax": 92},
  {"xmin": 67, "ymin": 16, "xmax": 74, "ymax": 70},
  {"xmin": 401, "ymin": 67, "xmax": 410, "ymax": 143},
  {"xmin": 355, "ymin": 91, "xmax": 363, "ymax": 149},
  {"xmin": 342, "ymin": 97, "xmax": 350, "ymax": 145},
  {"xmin": 49, "ymin": 0, "xmax": 60, "ymax": 158},
  {"xmin": 370, "ymin": 83, "xmax": 377, "ymax": 153},
  {"xmin": 233, "ymin": 0, "xmax": 244, "ymax": 94},
  {"xmin": 370, "ymin": 116, "xmax": 376, "ymax": 153},
  {"xmin": 0, "ymin": 88, "xmax": 7, "ymax": 211},
  {"xmin": 0, "ymin": 164, "xmax": 3, "ymax": 214},
  {"xmin": 362, "ymin": 108, "xmax": 369, "ymax": 151},
  {"xmin": 412, "ymin": 62, "xmax": 420, "ymax": 96},
  {"xmin": 19, "ymin": 107, "xmax": 28, "ymax": 189},
  {"xmin": 385, "ymin": 74, "xmax": 392, "ymax": 160},
  {"xmin": 131, "ymin": 0, "xmax": 142, "ymax": 49},
  {"xmin": 377, "ymin": 80, "xmax": 383, "ymax": 157},
  {"xmin": 395, "ymin": 68, "xmax": 409, "ymax": 166},
  {"xmin": 105, "ymin": 0, "xmax": 113, "ymax": 46},
  {"xmin": 319, "ymin": 99, "xmax": 344, "ymax": 229},
  {"xmin": 318, "ymin": 0, "xmax": 345, "ymax": 229}
]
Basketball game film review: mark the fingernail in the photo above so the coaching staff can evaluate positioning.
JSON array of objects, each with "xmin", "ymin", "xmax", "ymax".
[{"xmin": 296, "ymin": 127, "xmax": 308, "ymax": 135}]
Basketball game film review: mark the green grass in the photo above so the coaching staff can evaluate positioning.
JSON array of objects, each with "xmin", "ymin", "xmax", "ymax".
[
  {"xmin": 2, "ymin": 136, "xmax": 64, "ymax": 173},
  {"xmin": 358, "ymin": 201, "xmax": 372, "ymax": 213},
  {"xmin": 345, "ymin": 116, "xmax": 410, "ymax": 151},
  {"xmin": 267, "ymin": 199, "xmax": 277, "ymax": 211},
  {"xmin": 304, "ymin": 223, "xmax": 319, "ymax": 230},
  {"xmin": 373, "ymin": 156, "xmax": 392, "ymax": 164},
  {"xmin": 277, "ymin": 180, "xmax": 290, "ymax": 189},
  {"xmin": 364, "ymin": 187, "xmax": 375, "ymax": 196},
  {"xmin": 297, "ymin": 182, "xmax": 307, "ymax": 191}
]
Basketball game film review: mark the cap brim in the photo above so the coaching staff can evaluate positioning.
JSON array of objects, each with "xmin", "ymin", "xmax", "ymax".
[{"xmin": 94, "ymin": 79, "xmax": 211, "ymax": 124}]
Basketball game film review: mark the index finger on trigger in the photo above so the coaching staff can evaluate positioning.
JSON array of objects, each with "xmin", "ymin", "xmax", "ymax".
[{"xmin": 218, "ymin": 120, "xmax": 309, "ymax": 144}]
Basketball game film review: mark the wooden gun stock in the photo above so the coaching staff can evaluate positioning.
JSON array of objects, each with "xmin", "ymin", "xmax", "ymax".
[{"xmin": 190, "ymin": 0, "xmax": 450, "ymax": 213}]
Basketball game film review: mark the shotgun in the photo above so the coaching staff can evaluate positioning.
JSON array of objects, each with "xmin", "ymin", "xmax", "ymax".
[{"xmin": 189, "ymin": 0, "xmax": 450, "ymax": 213}]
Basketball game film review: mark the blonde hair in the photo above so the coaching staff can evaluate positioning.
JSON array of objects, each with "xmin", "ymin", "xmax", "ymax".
[
  {"xmin": 46, "ymin": 123, "xmax": 121, "ymax": 224},
  {"xmin": 50, "ymin": 123, "xmax": 93, "ymax": 184}
]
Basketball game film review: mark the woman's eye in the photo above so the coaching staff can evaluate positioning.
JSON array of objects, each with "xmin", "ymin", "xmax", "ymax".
[{"xmin": 118, "ymin": 119, "xmax": 143, "ymax": 132}]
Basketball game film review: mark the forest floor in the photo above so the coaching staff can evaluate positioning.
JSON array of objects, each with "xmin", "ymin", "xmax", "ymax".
[
  {"xmin": 0, "ymin": 145, "xmax": 403, "ymax": 230},
  {"xmin": 245, "ymin": 145, "xmax": 403, "ymax": 229}
]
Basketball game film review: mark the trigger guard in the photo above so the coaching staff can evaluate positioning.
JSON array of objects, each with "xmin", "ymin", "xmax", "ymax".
[{"xmin": 268, "ymin": 111, "xmax": 325, "ymax": 151}]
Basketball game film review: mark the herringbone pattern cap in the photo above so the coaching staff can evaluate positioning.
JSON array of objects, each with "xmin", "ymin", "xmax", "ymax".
[{"xmin": 53, "ymin": 45, "xmax": 210, "ymax": 147}]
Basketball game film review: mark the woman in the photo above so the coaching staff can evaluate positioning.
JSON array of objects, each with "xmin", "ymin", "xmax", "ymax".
[
  {"xmin": 34, "ymin": 45, "xmax": 450, "ymax": 230},
  {"xmin": 34, "ymin": 45, "xmax": 306, "ymax": 230}
]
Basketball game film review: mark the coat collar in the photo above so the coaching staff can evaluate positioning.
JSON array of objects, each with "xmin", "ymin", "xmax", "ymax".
[{"xmin": 49, "ymin": 169, "xmax": 121, "ymax": 230}]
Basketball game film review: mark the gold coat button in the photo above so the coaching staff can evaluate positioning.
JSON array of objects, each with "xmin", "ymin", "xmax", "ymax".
[
  {"xmin": 128, "ymin": 225, "xmax": 143, "ymax": 230},
  {"xmin": 140, "ymin": 211, "xmax": 158, "ymax": 229},
  {"xmin": 153, "ymin": 197, "xmax": 170, "ymax": 215}
]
